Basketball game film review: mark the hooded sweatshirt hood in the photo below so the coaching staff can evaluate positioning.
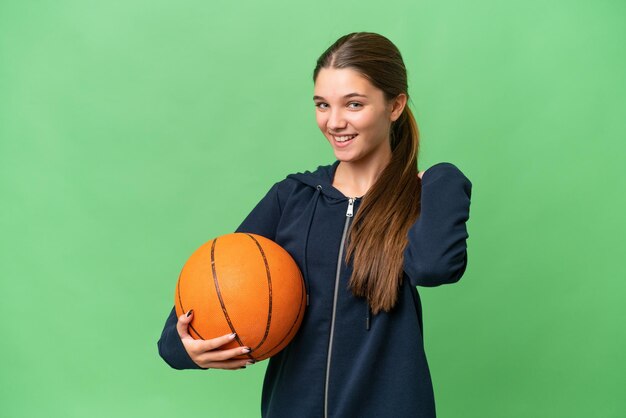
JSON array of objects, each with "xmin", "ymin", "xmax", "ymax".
[{"xmin": 286, "ymin": 160, "xmax": 348, "ymax": 200}]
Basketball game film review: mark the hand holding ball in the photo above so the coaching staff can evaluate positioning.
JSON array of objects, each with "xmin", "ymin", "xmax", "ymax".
[{"xmin": 175, "ymin": 233, "xmax": 306, "ymax": 364}]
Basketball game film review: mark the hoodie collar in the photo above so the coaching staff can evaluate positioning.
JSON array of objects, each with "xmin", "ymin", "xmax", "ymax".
[{"xmin": 286, "ymin": 160, "xmax": 349, "ymax": 200}]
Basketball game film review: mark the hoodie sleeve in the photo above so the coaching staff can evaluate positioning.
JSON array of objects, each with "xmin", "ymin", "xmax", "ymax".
[
  {"xmin": 157, "ymin": 182, "xmax": 284, "ymax": 370},
  {"xmin": 403, "ymin": 162, "xmax": 472, "ymax": 287}
]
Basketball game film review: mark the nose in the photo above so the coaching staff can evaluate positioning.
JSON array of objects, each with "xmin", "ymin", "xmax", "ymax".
[{"xmin": 327, "ymin": 108, "xmax": 347, "ymax": 131}]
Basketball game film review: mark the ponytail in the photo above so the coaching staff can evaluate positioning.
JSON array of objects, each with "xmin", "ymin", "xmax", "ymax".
[{"xmin": 345, "ymin": 105, "xmax": 421, "ymax": 313}]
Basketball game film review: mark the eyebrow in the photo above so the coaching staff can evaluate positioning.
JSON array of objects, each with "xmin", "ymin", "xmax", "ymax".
[{"xmin": 313, "ymin": 93, "xmax": 368, "ymax": 101}]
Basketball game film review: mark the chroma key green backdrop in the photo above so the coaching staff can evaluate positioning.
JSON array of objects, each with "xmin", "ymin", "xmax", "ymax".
[{"xmin": 1, "ymin": 1, "xmax": 624, "ymax": 417}]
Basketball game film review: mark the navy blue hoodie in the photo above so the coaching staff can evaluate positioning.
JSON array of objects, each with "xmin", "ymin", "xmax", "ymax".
[{"xmin": 158, "ymin": 161, "xmax": 472, "ymax": 418}]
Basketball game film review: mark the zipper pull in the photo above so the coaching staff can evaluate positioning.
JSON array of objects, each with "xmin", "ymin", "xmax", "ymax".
[{"xmin": 346, "ymin": 197, "xmax": 355, "ymax": 217}]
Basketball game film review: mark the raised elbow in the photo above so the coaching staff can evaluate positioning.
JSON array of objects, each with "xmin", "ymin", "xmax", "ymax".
[{"xmin": 405, "ymin": 252, "xmax": 468, "ymax": 287}]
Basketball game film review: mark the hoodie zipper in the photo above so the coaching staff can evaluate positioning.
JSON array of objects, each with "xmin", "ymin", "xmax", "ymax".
[{"xmin": 324, "ymin": 197, "xmax": 355, "ymax": 418}]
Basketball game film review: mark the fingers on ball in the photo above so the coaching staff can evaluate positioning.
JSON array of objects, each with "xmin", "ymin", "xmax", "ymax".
[
  {"xmin": 202, "ymin": 346, "xmax": 250, "ymax": 362},
  {"xmin": 200, "ymin": 333, "xmax": 237, "ymax": 351}
]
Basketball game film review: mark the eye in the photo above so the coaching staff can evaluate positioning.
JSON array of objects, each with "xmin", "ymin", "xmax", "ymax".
[
  {"xmin": 315, "ymin": 102, "xmax": 329, "ymax": 110},
  {"xmin": 347, "ymin": 102, "xmax": 363, "ymax": 109}
]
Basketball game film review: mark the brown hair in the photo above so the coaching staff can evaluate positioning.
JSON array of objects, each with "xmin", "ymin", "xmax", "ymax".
[{"xmin": 313, "ymin": 32, "xmax": 421, "ymax": 314}]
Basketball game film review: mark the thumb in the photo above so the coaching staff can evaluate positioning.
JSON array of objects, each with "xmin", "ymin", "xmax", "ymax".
[{"xmin": 176, "ymin": 309, "xmax": 194, "ymax": 339}]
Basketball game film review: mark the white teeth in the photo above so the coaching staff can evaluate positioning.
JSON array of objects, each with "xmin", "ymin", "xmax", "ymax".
[{"xmin": 335, "ymin": 135, "xmax": 356, "ymax": 142}]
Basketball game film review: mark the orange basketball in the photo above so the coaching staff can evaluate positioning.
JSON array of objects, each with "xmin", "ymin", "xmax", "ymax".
[{"xmin": 174, "ymin": 233, "xmax": 306, "ymax": 361}]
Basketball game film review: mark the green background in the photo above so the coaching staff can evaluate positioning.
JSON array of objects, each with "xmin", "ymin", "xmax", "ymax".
[{"xmin": 1, "ymin": 0, "xmax": 624, "ymax": 417}]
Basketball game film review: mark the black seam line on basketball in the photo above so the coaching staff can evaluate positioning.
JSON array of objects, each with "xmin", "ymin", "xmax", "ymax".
[
  {"xmin": 244, "ymin": 233, "xmax": 273, "ymax": 351},
  {"xmin": 211, "ymin": 237, "xmax": 251, "ymax": 360},
  {"xmin": 255, "ymin": 293, "xmax": 302, "ymax": 358},
  {"xmin": 178, "ymin": 267, "xmax": 206, "ymax": 339},
  {"xmin": 189, "ymin": 327, "xmax": 201, "ymax": 339},
  {"xmin": 250, "ymin": 265, "xmax": 305, "ymax": 357},
  {"xmin": 189, "ymin": 323, "xmax": 205, "ymax": 340},
  {"xmin": 177, "ymin": 270, "xmax": 185, "ymax": 315},
  {"xmin": 255, "ymin": 269, "xmax": 305, "ymax": 358}
]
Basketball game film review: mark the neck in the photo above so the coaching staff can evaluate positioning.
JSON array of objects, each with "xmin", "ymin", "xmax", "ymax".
[{"xmin": 333, "ymin": 148, "xmax": 391, "ymax": 198}]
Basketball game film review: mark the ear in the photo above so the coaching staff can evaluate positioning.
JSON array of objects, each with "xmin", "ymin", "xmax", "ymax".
[{"xmin": 390, "ymin": 93, "xmax": 408, "ymax": 122}]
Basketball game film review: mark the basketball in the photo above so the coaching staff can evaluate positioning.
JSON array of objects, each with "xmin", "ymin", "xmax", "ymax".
[{"xmin": 174, "ymin": 233, "xmax": 306, "ymax": 361}]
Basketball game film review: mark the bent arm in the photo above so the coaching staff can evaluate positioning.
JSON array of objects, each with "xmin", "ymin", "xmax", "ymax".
[
  {"xmin": 157, "ymin": 181, "xmax": 284, "ymax": 369},
  {"xmin": 403, "ymin": 163, "xmax": 472, "ymax": 287}
]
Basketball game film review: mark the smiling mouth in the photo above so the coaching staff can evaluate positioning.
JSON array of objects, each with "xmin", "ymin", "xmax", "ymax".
[{"xmin": 333, "ymin": 134, "xmax": 358, "ymax": 142}]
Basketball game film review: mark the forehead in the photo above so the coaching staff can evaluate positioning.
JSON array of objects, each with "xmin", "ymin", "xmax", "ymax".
[{"xmin": 313, "ymin": 67, "xmax": 381, "ymax": 98}]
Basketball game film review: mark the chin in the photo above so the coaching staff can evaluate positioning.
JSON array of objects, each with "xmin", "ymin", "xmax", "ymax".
[
  {"xmin": 333, "ymin": 150, "xmax": 357, "ymax": 162},
  {"xmin": 335, "ymin": 155, "xmax": 364, "ymax": 165}
]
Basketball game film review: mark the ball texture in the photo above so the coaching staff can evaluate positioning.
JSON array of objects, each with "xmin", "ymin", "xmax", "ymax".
[{"xmin": 175, "ymin": 233, "xmax": 306, "ymax": 361}]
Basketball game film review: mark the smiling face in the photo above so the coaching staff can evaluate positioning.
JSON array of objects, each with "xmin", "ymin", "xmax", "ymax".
[{"xmin": 313, "ymin": 67, "xmax": 405, "ymax": 166}]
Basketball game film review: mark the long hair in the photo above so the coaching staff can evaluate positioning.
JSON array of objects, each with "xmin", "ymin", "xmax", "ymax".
[{"xmin": 313, "ymin": 32, "xmax": 421, "ymax": 314}]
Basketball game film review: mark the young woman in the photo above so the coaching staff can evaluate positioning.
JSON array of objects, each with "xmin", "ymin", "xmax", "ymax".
[{"xmin": 158, "ymin": 32, "xmax": 472, "ymax": 418}]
